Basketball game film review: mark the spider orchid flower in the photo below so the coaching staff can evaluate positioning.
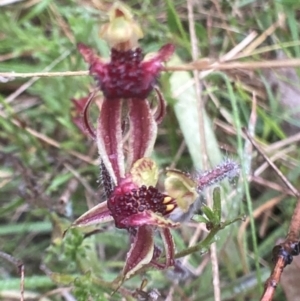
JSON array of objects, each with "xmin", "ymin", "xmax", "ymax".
[
  {"xmin": 70, "ymin": 157, "xmax": 239, "ymax": 281},
  {"xmin": 72, "ymin": 158, "xmax": 180, "ymax": 281},
  {"xmin": 75, "ymin": 2, "xmax": 175, "ymax": 189}
]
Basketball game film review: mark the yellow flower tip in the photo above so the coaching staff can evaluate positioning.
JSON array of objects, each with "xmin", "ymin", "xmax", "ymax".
[
  {"xmin": 100, "ymin": 1, "xmax": 143, "ymax": 50},
  {"xmin": 163, "ymin": 196, "xmax": 173, "ymax": 204},
  {"xmin": 165, "ymin": 204, "xmax": 175, "ymax": 212}
]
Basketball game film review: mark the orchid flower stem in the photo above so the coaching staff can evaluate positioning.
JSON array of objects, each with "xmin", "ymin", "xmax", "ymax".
[
  {"xmin": 175, "ymin": 215, "xmax": 245, "ymax": 259},
  {"xmin": 175, "ymin": 228, "xmax": 219, "ymax": 259}
]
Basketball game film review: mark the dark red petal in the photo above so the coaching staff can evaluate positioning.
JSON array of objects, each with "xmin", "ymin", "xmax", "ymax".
[
  {"xmin": 77, "ymin": 43, "xmax": 102, "ymax": 65},
  {"xmin": 149, "ymin": 229, "xmax": 175, "ymax": 270},
  {"xmin": 72, "ymin": 96, "xmax": 88, "ymax": 112},
  {"xmin": 127, "ymin": 99, "xmax": 157, "ymax": 169},
  {"xmin": 123, "ymin": 225, "xmax": 154, "ymax": 279},
  {"xmin": 71, "ymin": 201, "xmax": 113, "ymax": 227},
  {"xmin": 97, "ymin": 48, "xmax": 149, "ymax": 99},
  {"xmin": 97, "ymin": 99, "xmax": 125, "ymax": 184},
  {"xmin": 155, "ymin": 43, "xmax": 175, "ymax": 62},
  {"xmin": 142, "ymin": 44, "xmax": 175, "ymax": 76},
  {"xmin": 71, "ymin": 95, "xmax": 95, "ymax": 138},
  {"xmin": 160, "ymin": 228, "xmax": 175, "ymax": 268},
  {"xmin": 153, "ymin": 87, "xmax": 167, "ymax": 124},
  {"xmin": 82, "ymin": 92, "xmax": 96, "ymax": 139}
]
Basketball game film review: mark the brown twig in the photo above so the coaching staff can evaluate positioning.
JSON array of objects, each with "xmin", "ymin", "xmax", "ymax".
[
  {"xmin": 251, "ymin": 175, "xmax": 296, "ymax": 197},
  {"xmin": 243, "ymin": 129, "xmax": 300, "ymax": 198},
  {"xmin": 0, "ymin": 110, "xmax": 96, "ymax": 165},
  {"xmin": 244, "ymin": 129, "xmax": 300, "ymax": 301},
  {"xmin": 2, "ymin": 58, "xmax": 300, "ymax": 80},
  {"xmin": 0, "ymin": 251, "xmax": 24, "ymax": 301},
  {"xmin": 287, "ymin": 197, "xmax": 300, "ymax": 242},
  {"xmin": 260, "ymin": 256, "xmax": 286, "ymax": 301}
]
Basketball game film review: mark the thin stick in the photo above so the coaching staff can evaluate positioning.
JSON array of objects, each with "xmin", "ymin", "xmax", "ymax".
[
  {"xmin": 240, "ymin": 14, "xmax": 285, "ymax": 56},
  {"xmin": 246, "ymin": 130, "xmax": 300, "ymax": 301},
  {"xmin": 177, "ymin": 58, "xmax": 300, "ymax": 71},
  {"xmin": 0, "ymin": 110, "xmax": 96, "ymax": 165},
  {"xmin": 287, "ymin": 197, "xmax": 300, "ymax": 242},
  {"xmin": 260, "ymin": 257, "xmax": 286, "ymax": 301},
  {"xmin": 251, "ymin": 175, "xmax": 296, "ymax": 197},
  {"xmin": 0, "ymin": 70, "xmax": 88, "ymax": 79},
  {"xmin": 187, "ymin": 1, "xmax": 221, "ymax": 300},
  {"xmin": 243, "ymin": 129, "xmax": 300, "ymax": 198},
  {"xmin": 0, "ymin": 251, "xmax": 24, "ymax": 301},
  {"xmin": 260, "ymin": 195, "xmax": 300, "ymax": 301},
  {"xmin": 3, "ymin": 50, "xmax": 72, "ymax": 104},
  {"xmin": 2, "ymin": 58, "xmax": 300, "ymax": 80}
]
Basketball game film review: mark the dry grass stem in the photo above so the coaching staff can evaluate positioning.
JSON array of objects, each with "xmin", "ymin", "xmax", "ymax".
[
  {"xmin": 0, "ymin": 251, "xmax": 24, "ymax": 301},
  {"xmin": 2, "ymin": 58, "xmax": 300, "ymax": 81},
  {"xmin": 264, "ymin": 132, "xmax": 300, "ymax": 153},
  {"xmin": 244, "ymin": 129, "xmax": 300, "ymax": 198},
  {"xmin": 0, "ymin": 110, "xmax": 96, "ymax": 165},
  {"xmin": 220, "ymin": 31, "xmax": 258, "ymax": 62},
  {"xmin": 254, "ymin": 145, "xmax": 296, "ymax": 177},
  {"xmin": 3, "ymin": 50, "xmax": 71, "ymax": 105},
  {"xmin": 240, "ymin": 13, "xmax": 285, "ymax": 56},
  {"xmin": 251, "ymin": 176, "xmax": 297, "ymax": 197}
]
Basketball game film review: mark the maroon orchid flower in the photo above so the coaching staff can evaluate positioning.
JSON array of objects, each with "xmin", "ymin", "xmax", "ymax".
[
  {"xmin": 72, "ymin": 158, "xmax": 179, "ymax": 281},
  {"xmin": 70, "ymin": 157, "xmax": 240, "ymax": 282},
  {"xmin": 69, "ymin": 1, "xmax": 240, "ymax": 286},
  {"xmin": 75, "ymin": 2, "xmax": 175, "ymax": 190}
]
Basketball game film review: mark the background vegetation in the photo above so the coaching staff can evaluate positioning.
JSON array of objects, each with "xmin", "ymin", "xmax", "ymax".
[{"xmin": 1, "ymin": 0, "xmax": 300, "ymax": 300}]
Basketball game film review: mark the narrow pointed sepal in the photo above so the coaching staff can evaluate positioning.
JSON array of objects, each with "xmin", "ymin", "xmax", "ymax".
[
  {"xmin": 143, "ymin": 44, "xmax": 175, "ymax": 74},
  {"xmin": 122, "ymin": 225, "xmax": 154, "ymax": 280},
  {"xmin": 71, "ymin": 201, "xmax": 113, "ymax": 228},
  {"xmin": 77, "ymin": 43, "xmax": 105, "ymax": 66},
  {"xmin": 97, "ymin": 99, "xmax": 125, "ymax": 184},
  {"xmin": 153, "ymin": 87, "xmax": 167, "ymax": 124},
  {"xmin": 127, "ymin": 100, "xmax": 157, "ymax": 169},
  {"xmin": 160, "ymin": 228, "xmax": 175, "ymax": 268}
]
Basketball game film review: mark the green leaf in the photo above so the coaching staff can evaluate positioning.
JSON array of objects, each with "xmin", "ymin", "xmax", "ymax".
[
  {"xmin": 213, "ymin": 187, "xmax": 221, "ymax": 223},
  {"xmin": 165, "ymin": 0, "xmax": 189, "ymax": 46},
  {"xmin": 169, "ymin": 55, "xmax": 223, "ymax": 170},
  {"xmin": 201, "ymin": 205, "xmax": 215, "ymax": 223},
  {"xmin": 48, "ymin": 272, "xmax": 77, "ymax": 285},
  {"xmin": 193, "ymin": 215, "xmax": 209, "ymax": 224},
  {"xmin": 46, "ymin": 172, "xmax": 74, "ymax": 193},
  {"xmin": 20, "ymin": 0, "xmax": 52, "ymax": 23}
]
